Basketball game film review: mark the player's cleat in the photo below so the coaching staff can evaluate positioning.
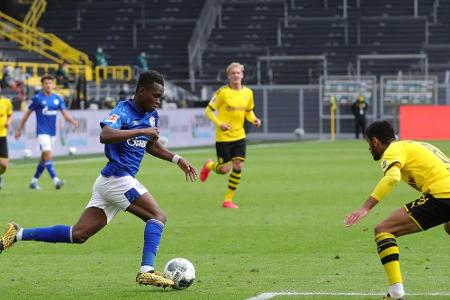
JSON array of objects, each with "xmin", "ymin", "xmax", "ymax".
[
  {"xmin": 136, "ymin": 270, "xmax": 174, "ymax": 288},
  {"xmin": 222, "ymin": 200, "xmax": 239, "ymax": 209},
  {"xmin": 55, "ymin": 179, "xmax": 65, "ymax": 190},
  {"xmin": 0, "ymin": 222, "xmax": 20, "ymax": 254},
  {"xmin": 29, "ymin": 182, "xmax": 40, "ymax": 190},
  {"xmin": 199, "ymin": 159, "xmax": 213, "ymax": 182},
  {"xmin": 382, "ymin": 293, "xmax": 406, "ymax": 300}
]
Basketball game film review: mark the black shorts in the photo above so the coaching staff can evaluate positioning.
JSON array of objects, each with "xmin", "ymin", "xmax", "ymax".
[
  {"xmin": 0, "ymin": 137, "xmax": 8, "ymax": 158},
  {"xmin": 215, "ymin": 138, "xmax": 246, "ymax": 165},
  {"xmin": 404, "ymin": 194, "xmax": 450, "ymax": 230}
]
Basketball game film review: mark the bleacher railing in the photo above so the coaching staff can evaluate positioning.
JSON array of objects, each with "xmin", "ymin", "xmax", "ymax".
[
  {"xmin": 94, "ymin": 66, "xmax": 132, "ymax": 85},
  {"xmin": 23, "ymin": 0, "xmax": 47, "ymax": 28},
  {"xmin": 0, "ymin": 61, "xmax": 93, "ymax": 82},
  {"xmin": 0, "ymin": 11, "xmax": 92, "ymax": 66}
]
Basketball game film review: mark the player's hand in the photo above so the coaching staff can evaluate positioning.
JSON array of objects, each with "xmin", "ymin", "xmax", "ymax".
[
  {"xmin": 141, "ymin": 127, "xmax": 160, "ymax": 140},
  {"xmin": 177, "ymin": 158, "xmax": 197, "ymax": 182},
  {"xmin": 254, "ymin": 118, "xmax": 262, "ymax": 128},
  {"xmin": 15, "ymin": 129, "xmax": 22, "ymax": 140},
  {"xmin": 220, "ymin": 123, "xmax": 231, "ymax": 131},
  {"xmin": 344, "ymin": 207, "xmax": 369, "ymax": 227},
  {"xmin": 72, "ymin": 119, "xmax": 80, "ymax": 127}
]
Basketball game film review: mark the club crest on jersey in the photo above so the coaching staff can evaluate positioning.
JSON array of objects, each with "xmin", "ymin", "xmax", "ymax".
[
  {"xmin": 382, "ymin": 160, "xmax": 387, "ymax": 169},
  {"xmin": 127, "ymin": 138, "xmax": 148, "ymax": 148},
  {"xmin": 106, "ymin": 114, "xmax": 119, "ymax": 123},
  {"xmin": 149, "ymin": 116, "xmax": 156, "ymax": 127},
  {"xmin": 54, "ymin": 99, "xmax": 59, "ymax": 105}
]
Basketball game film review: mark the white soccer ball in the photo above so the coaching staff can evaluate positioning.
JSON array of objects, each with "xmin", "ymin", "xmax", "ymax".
[
  {"xmin": 23, "ymin": 149, "xmax": 32, "ymax": 158},
  {"xmin": 159, "ymin": 135, "xmax": 169, "ymax": 146},
  {"xmin": 68, "ymin": 147, "xmax": 77, "ymax": 155},
  {"xmin": 163, "ymin": 258, "xmax": 195, "ymax": 290}
]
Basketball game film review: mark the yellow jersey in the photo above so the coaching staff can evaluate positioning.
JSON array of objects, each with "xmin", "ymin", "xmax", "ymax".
[
  {"xmin": 380, "ymin": 140, "xmax": 450, "ymax": 198},
  {"xmin": 0, "ymin": 97, "xmax": 12, "ymax": 137},
  {"xmin": 206, "ymin": 85, "xmax": 255, "ymax": 142}
]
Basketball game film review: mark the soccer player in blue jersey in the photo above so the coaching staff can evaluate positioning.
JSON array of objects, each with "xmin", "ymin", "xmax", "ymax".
[
  {"xmin": 15, "ymin": 74, "xmax": 79, "ymax": 190},
  {"xmin": 0, "ymin": 71, "xmax": 197, "ymax": 288}
]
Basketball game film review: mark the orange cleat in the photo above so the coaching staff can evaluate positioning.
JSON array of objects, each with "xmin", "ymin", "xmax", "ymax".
[
  {"xmin": 222, "ymin": 201, "xmax": 239, "ymax": 209},
  {"xmin": 200, "ymin": 159, "xmax": 213, "ymax": 182}
]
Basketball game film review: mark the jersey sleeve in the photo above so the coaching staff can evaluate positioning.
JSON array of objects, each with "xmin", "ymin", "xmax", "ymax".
[
  {"xmin": 6, "ymin": 99, "xmax": 12, "ymax": 116},
  {"xmin": 100, "ymin": 104, "xmax": 124, "ymax": 129},
  {"xmin": 207, "ymin": 88, "xmax": 223, "ymax": 111},
  {"xmin": 59, "ymin": 96, "xmax": 67, "ymax": 110},
  {"xmin": 246, "ymin": 89, "xmax": 255, "ymax": 111},
  {"xmin": 380, "ymin": 143, "xmax": 405, "ymax": 173},
  {"xmin": 28, "ymin": 95, "xmax": 39, "ymax": 111}
]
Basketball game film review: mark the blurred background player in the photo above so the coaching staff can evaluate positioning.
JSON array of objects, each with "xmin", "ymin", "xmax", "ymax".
[
  {"xmin": 0, "ymin": 70, "xmax": 197, "ymax": 288},
  {"xmin": 0, "ymin": 86, "xmax": 12, "ymax": 189},
  {"xmin": 200, "ymin": 62, "xmax": 261, "ymax": 208},
  {"xmin": 351, "ymin": 94, "xmax": 368, "ymax": 139},
  {"xmin": 15, "ymin": 74, "xmax": 79, "ymax": 190},
  {"xmin": 345, "ymin": 120, "xmax": 450, "ymax": 300}
]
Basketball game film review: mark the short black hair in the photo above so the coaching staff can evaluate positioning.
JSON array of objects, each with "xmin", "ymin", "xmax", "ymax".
[
  {"xmin": 136, "ymin": 70, "xmax": 164, "ymax": 90},
  {"xmin": 41, "ymin": 74, "xmax": 55, "ymax": 83},
  {"xmin": 365, "ymin": 120, "xmax": 396, "ymax": 144}
]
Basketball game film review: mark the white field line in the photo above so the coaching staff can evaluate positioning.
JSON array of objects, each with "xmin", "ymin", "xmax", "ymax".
[
  {"xmin": 247, "ymin": 291, "xmax": 450, "ymax": 300},
  {"xmin": 10, "ymin": 141, "xmax": 309, "ymax": 168}
]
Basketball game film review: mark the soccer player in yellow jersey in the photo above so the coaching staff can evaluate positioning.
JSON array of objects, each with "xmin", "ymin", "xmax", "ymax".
[
  {"xmin": 200, "ymin": 62, "xmax": 261, "ymax": 208},
  {"xmin": 0, "ymin": 86, "xmax": 13, "ymax": 189},
  {"xmin": 345, "ymin": 120, "xmax": 450, "ymax": 300}
]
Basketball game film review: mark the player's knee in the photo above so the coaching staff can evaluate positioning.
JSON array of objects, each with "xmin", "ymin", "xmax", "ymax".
[
  {"xmin": 232, "ymin": 161, "xmax": 243, "ymax": 171},
  {"xmin": 0, "ymin": 163, "xmax": 7, "ymax": 174},
  {"xmin": 218, "ymin": 164, "xmax": 230, "ymax": 174}
]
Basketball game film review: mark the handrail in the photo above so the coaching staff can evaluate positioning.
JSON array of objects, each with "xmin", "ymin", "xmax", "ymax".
[
  {"xmin": 95, "ymin": 66, "xmax": 132, "ymax": 85},
  {"xmin": 0, "ymin": 61, "xmax": 93, "ymax": 82},
  {"xmin": 23, "ymin": 0, "xmax": 47, "ymax": 28},
  {"xmin": 0, "ymin": 11, "xmax": 92, "ymax": 65}
]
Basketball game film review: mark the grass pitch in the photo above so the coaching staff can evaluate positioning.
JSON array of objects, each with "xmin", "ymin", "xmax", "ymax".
[{"xmin": 0, "ymin": 140, "xmax": 449, "ymax": 299}]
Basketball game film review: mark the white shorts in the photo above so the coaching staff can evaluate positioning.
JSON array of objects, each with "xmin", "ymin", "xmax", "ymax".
[
  {"xmin": 86, "ymin": 175, "xmax": 149, "ymax": 223},
  {"xmin": 37, "ymin": 134, "xmax": 56, "ymax": 152}
]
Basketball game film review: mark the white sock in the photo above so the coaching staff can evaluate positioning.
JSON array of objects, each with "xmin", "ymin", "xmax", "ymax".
[
  {"xmin": 389, "ymin": 282, "xmax": 405, "ymax": 298},
  {"xmin": 53, "ymin": 177, "xmax": 60, "ymax": 184},
  {"xmin": 140, "ymin": 265, "xmax": 154, "ymax": 273},
  {"xmin": 16, "ymin": 228, "xmax": 23, "ymax": 241},
  {"xmin": 31, "ymin": 177, "xmax": 38, "ymax": 184}
]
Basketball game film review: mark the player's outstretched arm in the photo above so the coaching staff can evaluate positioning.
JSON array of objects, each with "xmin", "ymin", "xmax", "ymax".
[
  {"xmin": 61, "ymin": 110, "xmax": 79, "ymax": 127},
  {"xmin": 146, "ymin": 140, "xmax": 197, "ymax": 182},
  {"xmin": 344, "ymin": 196, "xmax": 378, "ymax": 227},
  {"xmin": 15, "ymin": 109, "xmax": 32, "ymax": 139},
  {"xmin": 100, "ymin": 125, "xmax": 159, "ymax": 144}
]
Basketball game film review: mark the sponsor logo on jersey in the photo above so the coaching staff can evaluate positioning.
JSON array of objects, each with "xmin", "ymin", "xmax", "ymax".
[
  {"xmin": 42, "ymin": 106, "xmax": 58, "ymax": 116},
  {"xmin": 127, "ymin": 138, "xmax": 148, "ymax": 148},
  {"xmin": 105, "ymin": 114, "xmax": 119, "ymax": 123}
]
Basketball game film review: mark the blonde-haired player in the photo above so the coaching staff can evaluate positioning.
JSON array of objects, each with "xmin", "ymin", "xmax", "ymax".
[
  {"xmin": 0, "ymin": 86, "xmax": 12, "ymax": 189},
  {"xmin": 200, "ymin": 62, "xmax": 261, "ymax": 208}
]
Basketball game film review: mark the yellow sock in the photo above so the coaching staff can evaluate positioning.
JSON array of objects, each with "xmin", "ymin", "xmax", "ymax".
[
  {"xmin": 375, "ymin": 232, "xmax": 403, "ymax": 285},
  {"xmin": 224, "ymin": 169, "xmax": 241, "ymax": 201},
  {"xmin": 207, "ymin": 161, "xmax": 219, "ymax": 173}
]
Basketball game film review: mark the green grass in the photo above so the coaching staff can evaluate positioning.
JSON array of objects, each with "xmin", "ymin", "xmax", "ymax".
[{"xmin": 0, "ymin": 140, "xmax": 449, "ymax": 299}]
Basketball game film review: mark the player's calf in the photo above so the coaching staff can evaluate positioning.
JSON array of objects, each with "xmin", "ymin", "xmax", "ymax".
[{"xmin": 444, "ymin": 221, "xmax": 450, "ymax": 235}]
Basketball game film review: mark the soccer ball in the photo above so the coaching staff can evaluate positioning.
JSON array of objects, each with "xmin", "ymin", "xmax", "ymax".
[
  {"xmin": 163, "ymin": 258, "xmax": 195, "ymax": 290},
  {"xmin": 23, "ymin": 149, "xmax": 32, "ymax": 158},
  {"xmin": 68, "ymin": 147, "xmax": 77, "ymax": 155}
]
